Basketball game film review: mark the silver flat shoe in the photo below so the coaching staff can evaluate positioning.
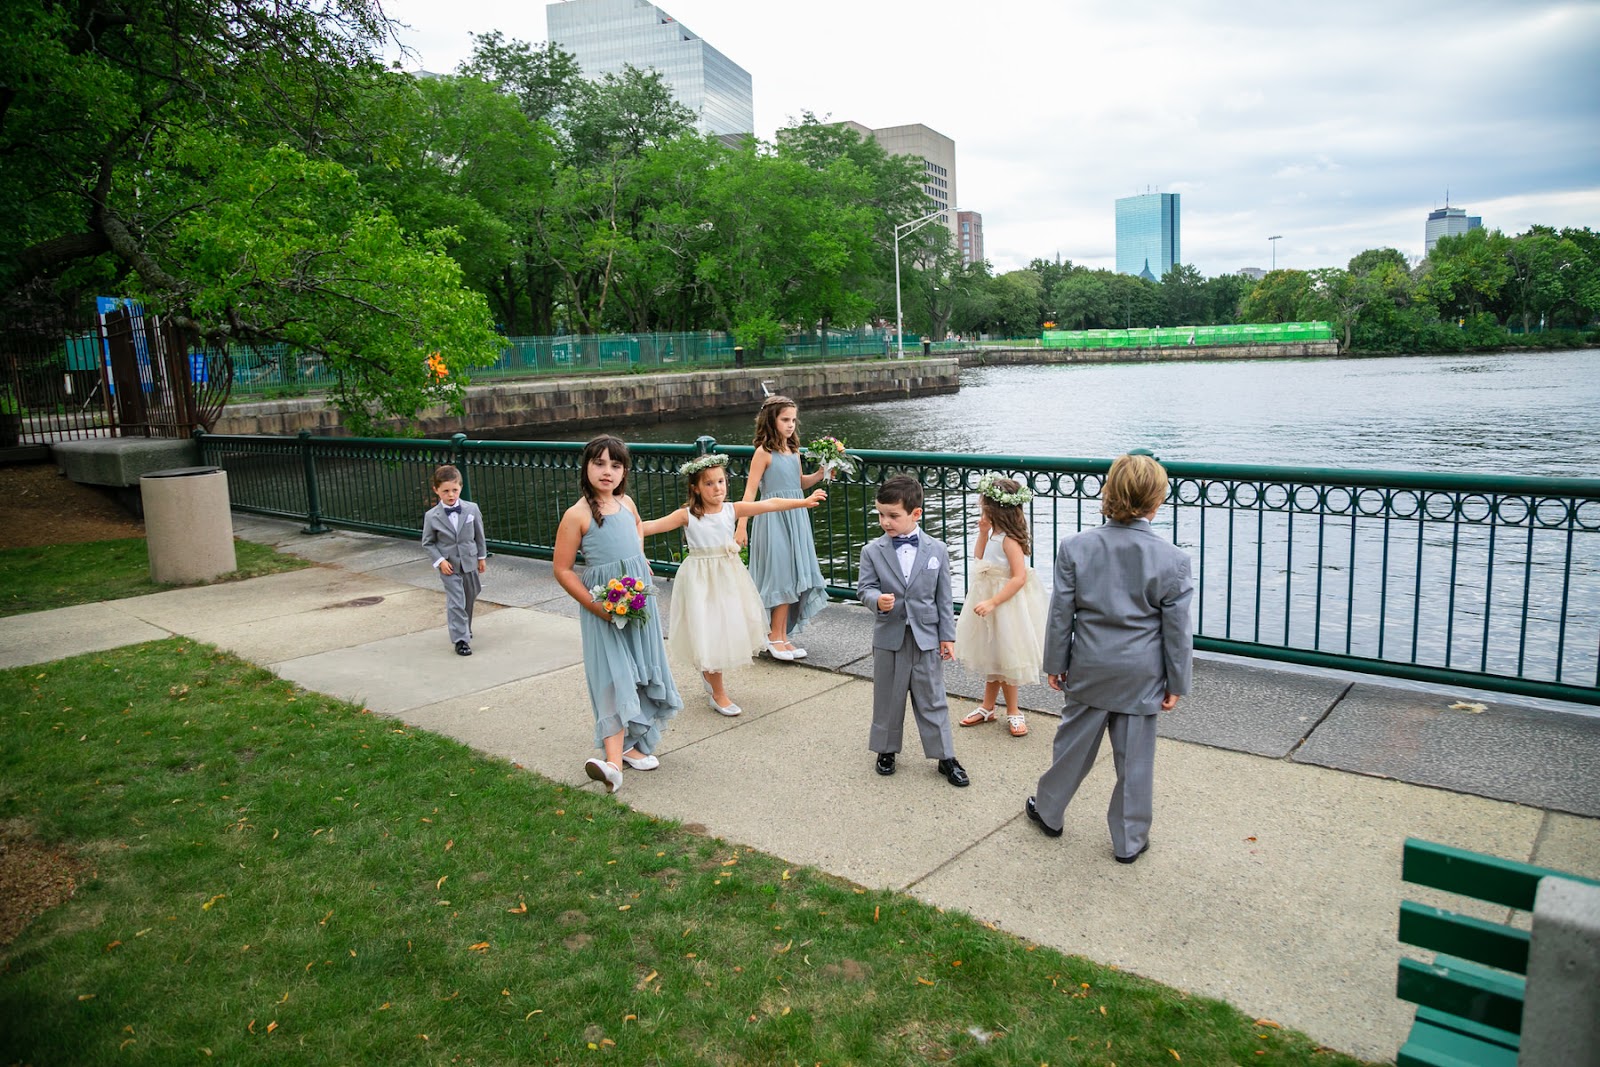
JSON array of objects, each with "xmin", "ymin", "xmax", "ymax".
[
  {"xmin": 621, "ymin": 752, "xmax": 659, "ymax": 771},
  {"xmin": 766, "ymin": 640, "xmax": 797, "ymax": 662},
  {"xmin": 584, "ymin": 757, "xmax": 623, "ymax": 793},
  {"xmin": 708, "ymin": 695, "xmax": 743, "ymax": 717}
]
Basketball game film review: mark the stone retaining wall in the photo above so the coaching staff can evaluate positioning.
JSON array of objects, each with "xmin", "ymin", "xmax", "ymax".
[
  {"xmin": 213, "ymin": 358, "xmax": 961, "ymax": 437},
  {"xmin": 956, "ymin": 341, "xmax": 1341, "ymax": 368}
]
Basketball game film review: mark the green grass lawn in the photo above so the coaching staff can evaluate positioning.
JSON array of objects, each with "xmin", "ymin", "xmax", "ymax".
[
  {"xmin": 0, "ymin": 640, "xmax": 1375, "ymax": 1066},
  {"xmin": 0, "ymin": 537, "xmax": 308, "ymax": 617}
]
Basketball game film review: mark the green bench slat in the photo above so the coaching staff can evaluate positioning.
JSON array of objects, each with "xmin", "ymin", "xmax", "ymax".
[
  {"xmin": 1414, "ymin": 1006, "xmax": 1520, "ymax": 1052},
  {"xmin": 1398, "ymin": 900, "xmax": 1531, "ymax": 974},
  {"xmin": 1402, "ymin": 837, "xmax": 1600, "ymax": 910},
  {"xmin": 1397, "ymin": 1017, "xmax": 1520, "ymax": 1067},
  {"xmin": 1397, "ymin": 956, "xmax": 1525, "ymax": 1034}
]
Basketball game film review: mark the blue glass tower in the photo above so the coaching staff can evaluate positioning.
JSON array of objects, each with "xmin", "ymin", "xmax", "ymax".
[{"xmin": 1115, "ymin": 193, "xmax": 1181, "ymax": 279}]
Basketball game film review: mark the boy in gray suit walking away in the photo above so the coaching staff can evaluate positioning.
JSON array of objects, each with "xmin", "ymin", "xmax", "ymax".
[
  {"xmin": 421, "ymin": 464, "xmax": 488, "ymax": 656},
  {"xmin": 1026, "ymin": 453, "xmax": 1194, "ymax": 862},
  {"xmin": 858, "ymin": 475, "xmax": 969, "ymax": 787}
]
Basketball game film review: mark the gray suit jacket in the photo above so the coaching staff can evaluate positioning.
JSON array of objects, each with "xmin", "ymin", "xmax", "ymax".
[
  {"xmin": 857, "ymin": 530, "xmax": 957, "ymax": 652},
  {"xmin": 1042, "ymin": 518, "xmax": 1194, "ymax": 715},
  {"xmin": 421, "ymin": 501, "xmax": 486, "ymax": 573}
]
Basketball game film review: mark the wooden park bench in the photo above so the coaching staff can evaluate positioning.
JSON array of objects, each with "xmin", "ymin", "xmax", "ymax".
[{"xmin": 1396, "ymin": 837, "xmax": 1600, "ymax": 1067}]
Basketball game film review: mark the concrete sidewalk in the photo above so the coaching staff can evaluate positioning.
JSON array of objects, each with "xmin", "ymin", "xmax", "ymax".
[{"xmin": 4, "ymin": 516, "xmax": 1598, "ymax": 1061}]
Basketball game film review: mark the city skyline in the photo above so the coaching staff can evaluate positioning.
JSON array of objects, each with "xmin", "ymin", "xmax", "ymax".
[{"xmin": 385, "ymin": 0, "xmax": 1600, "ymax": 277}]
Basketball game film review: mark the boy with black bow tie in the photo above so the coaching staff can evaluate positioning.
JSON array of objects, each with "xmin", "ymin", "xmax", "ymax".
[
  {"xmin": 857, "ymin": 475, "xmax": 969, "ymax": 787},
  {"xmin": 422, "ymin": 464, "xmax": 488, "ymax": 656}
]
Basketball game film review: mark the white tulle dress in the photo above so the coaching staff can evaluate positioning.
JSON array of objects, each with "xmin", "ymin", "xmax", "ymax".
[
  {"xmin": 668, "ymin": 507, "xmax": 770, "ymax": 673},
  {"xmin": 955, "ymin": 530, "xmax": 1047, "ymax": 685}
]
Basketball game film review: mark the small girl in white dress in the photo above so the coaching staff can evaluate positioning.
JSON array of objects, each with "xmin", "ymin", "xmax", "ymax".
[
  {"xmin": 644, "ymin": 454, "xmax": 826, "ymax": 715},
  {"xmin": 955, "ymin": 474, "xmax": 1047, "ymax": 736}
]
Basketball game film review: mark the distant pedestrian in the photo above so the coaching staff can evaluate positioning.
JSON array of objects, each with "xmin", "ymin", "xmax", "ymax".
[
  {"xmin": 858, "ymin": 475, "xmax": 969, "ymax": 787},
  {"xmin": 643, "ymin": 453, "xmax": 826, "ymax": 716},
  {"xmin": 552, "ymin": 436, "xmax": 682, "ymax": 795},
  {"xmin": 421, "ymin": 464, "xmax": 487, "ymax": 656},
  {"xmin": 735, "ymin": 395, "xmax": 830, "ymax": 661},
  {"xmin": 1025, "ymin": 453, "xmax": 1194, "ymax": 863},
  {"xmin": 955, "ymin": 474, "xmax": 1047, "ymax": 737}
]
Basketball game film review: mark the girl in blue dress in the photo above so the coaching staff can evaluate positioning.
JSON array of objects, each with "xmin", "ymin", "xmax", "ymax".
[
  {"xmin": 553, "ymin": 435, "xmax": 682, "ymax": 794},
  {"xmin": 734, "ymin": 395, "xmax": 831, "ymax": 661}
]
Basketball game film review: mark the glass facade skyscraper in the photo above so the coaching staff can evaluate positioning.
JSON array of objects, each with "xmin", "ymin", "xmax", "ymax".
[
  {"xmin": 1424, "ymin": 206, "xmax": 1482, "ymax": 255},
  {"xmin": 1115, "ymin": 193, "xmax": 1181, "ymax": 279},
  {"xmin": 546, "ymin": 0, "xmax": 754, "ymax": 138}
]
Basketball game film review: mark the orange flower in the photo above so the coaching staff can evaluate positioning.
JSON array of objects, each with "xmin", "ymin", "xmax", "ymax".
[{"xmin": 426, "ymin": 352, "xmax": 449, "ymax": 379}]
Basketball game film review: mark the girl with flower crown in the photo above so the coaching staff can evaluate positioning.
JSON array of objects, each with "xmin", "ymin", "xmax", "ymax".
[
  {"xmin": 553, "ymin": 435, "xmax": 683, "ymax": 795},
  {"xmin": 643, "ymin": 453, "xmax": 827, "ymax": 716},
  {"xmin": 954, "ymin": 474, "xmax": 1048, "ymax": 737}
]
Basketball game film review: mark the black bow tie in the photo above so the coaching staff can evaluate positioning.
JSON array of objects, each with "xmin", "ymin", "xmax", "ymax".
[
  {"xmin": 444, "ymin": 505, "xmax": 461, "ymax": 515},
  {"xmin": 892, "ymin": 533, "xmax": 919, "ymax": 548}
]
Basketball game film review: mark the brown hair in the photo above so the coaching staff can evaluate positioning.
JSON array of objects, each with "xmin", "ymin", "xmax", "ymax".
[
  {"xmin": 580, "ymin": 435, "xmax": 629, "ymax": 526},
  {"xmin": 684, "ymin": 464, "xmax": 725, "ymax": 519},
  {"xmin": 876, "ymin": 474, "xmax": 923, "ymax": 513},
  {"xmin": 981, "ymin": 479, "xmax": 1032, "ymax": 556},
  {"xmin": 431, "ymin": 464, "xmax": 462, "ymax": 488},
  {"xmin": 1101, "ymin": 454, "xmax": 1169, "ymax": 522},
  {"xmin": 752, "ymin": 395, "xmax": 799, "ymax": 454}
]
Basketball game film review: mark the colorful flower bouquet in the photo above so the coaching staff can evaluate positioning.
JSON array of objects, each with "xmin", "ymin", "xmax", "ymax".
[
  {"xmin": 802, "ymin": 434, "xmax": 860, "ymax": 480},
  {"xmin": 590, "ymin": 575, "xmax": 655, "ymax": 629}
]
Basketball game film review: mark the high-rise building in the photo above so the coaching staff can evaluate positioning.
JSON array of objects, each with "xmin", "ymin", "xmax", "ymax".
[
  {"xmin": 841, "ymin": 121, "xmax": 957, "ymax": 232},
  {"xmin": 957, "ymin": 211, "xmax": 984, "ymax": 267},
  {"xmin": 1424, "ymin": 205, "xmax": 1482, "ymax": 255},
  {"xmin": 1115, "ymin": 192, "xmax": 1181, "ymax": 279},
  {"xmin": 546, "ymin": 0, "xmax": 753, "ymax": 138}
]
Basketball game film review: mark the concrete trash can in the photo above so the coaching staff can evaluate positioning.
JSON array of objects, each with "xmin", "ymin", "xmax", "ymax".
[{"xmin": 141, "ymin": 466, "xmax": 237, "ymax": 584}]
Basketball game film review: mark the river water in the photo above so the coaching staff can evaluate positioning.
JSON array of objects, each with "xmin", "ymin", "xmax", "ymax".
[{"xmin": 582, "ymin": 349, "xmax": 1600, "ymax": 478}]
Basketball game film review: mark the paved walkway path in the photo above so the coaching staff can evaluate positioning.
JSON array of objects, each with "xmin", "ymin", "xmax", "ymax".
[{"xmin": 4, "ymin": 516, "xmax": 1598, "ymax": 1061}]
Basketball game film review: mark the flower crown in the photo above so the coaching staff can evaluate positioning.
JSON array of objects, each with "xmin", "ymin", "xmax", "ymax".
[
  {"xmin": 678, "ymin": 453, "xmax": 730, "ymax": 477},
  {"xmin": 977, "ymin": 473, "xmax": 1032, "ymax": 508}
]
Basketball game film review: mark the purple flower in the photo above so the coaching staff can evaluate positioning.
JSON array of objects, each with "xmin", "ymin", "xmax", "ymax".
[
  {"xmin": 607, "ymin": 588, "xmax": 623, "ymax": 602},
  {"xmin": 629, "ymin": 594, "xmax": 646, "ymax": 611}
]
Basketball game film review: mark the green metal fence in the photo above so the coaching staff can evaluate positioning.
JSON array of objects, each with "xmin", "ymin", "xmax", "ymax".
[
  {"xmin": 200, "ymin": 431, "xmax": 1600, "ymax": 706},
  {"xmin": 1041, "ymin": 322, "xmax": 1335, "ymax": 349}
]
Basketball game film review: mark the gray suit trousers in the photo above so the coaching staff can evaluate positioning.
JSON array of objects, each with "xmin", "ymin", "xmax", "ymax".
[
  {"xmin": 1034, "ymin": 699, "xmax": 1158, "ymax": 859},
  {"xmin": 869, "ymin": 628, "xmax": 955, "ymax": 759},
  {"xmin": 441, "ymin": 567, "xmax": 481, "ymax": 644}
]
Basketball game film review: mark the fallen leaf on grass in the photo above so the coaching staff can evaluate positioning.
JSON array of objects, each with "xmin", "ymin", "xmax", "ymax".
[
  {"xmin": 436, "ymin": 875, "xmax": 447, "ymax": 890},
  {"xmin": 1253, "ymin": 1019, "xmax": 1281, "ymax": 1029},
  {"xmin": 916, "ymin": 977, "xmax": 935, "ymax": 986},
  {"xmin": 78, "ymin": 994, "xmax": 96, "ymax": 1002},
  {"xmin": 507, "ymin": 901, "xmax": 528, "ymax": 914},
  {"xmin": 468, "ymin": 942, "xmax": 490, "ymax": 952},
  {"xmin": 1169, "ymin": 1050, "xmax": 1180, "ymax": 1060},
  {"xmin": 201, "ymin": 894, "xmax": 226, "ymax": 911},
  {"xmin": 105, "ymin": 940, "xmax": 122, "ymax": 952},
  {"xmin": 266, "ymin": 1022, "xmax": 278, "ymax": 1034},
  {"xmin": 318, "ymin": 910, "xmax": 333, "ymax": 926}
]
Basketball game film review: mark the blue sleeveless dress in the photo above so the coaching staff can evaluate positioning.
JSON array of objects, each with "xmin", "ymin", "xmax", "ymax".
[
  {"xmin": 747, "ymin": 451, "xmax": 828, "ymax": 634},
  {"xmin": 579, "ymin": 509, "xmax": 682, "ymax": 754}
]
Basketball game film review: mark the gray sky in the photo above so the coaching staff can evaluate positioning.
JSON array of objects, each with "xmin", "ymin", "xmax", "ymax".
[{"xmin": 382, "ymin": 0, "xmax": 1600, "ymax": 277}]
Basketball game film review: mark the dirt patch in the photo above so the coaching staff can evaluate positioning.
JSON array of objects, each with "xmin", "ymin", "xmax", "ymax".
[
  {"xmin": 0, "ymin": 821, "xmax": 87, "ymax": 950},
  {"xmin": 0, "ymin": 463, "xmax": 144, "ymax": 548}
]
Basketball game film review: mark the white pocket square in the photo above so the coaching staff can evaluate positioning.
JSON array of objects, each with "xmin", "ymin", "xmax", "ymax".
[{"xmin": 925, "ymin": 558, "xmax": 940, "ymax": 571}]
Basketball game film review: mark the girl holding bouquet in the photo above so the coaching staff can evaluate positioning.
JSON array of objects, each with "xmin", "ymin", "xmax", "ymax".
[
  {"xmin": 553, "ymin": 435, "xmax": 683, "ymax": 794},
  {"xmin": 735, "ymin": 395, "xmax": 832, "ymax": 660},
  {"xmin": 644, "ymin": 453, "xmax": 827, "ymax": 716},
  {"xmin": 955, "ymin": 474, "xmax": 1048, "ymax": 737}
]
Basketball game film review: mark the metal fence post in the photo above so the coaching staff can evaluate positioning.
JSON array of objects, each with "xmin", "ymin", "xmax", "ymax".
[
  {"xmin": 452, "ymin": 432, "xmax": 470, "ymax": 498},
  {"xmin": 299, "ymin": 429, "xmax": 329, "ymax": 534},
  {"xmin": 694, "ymin": 434, "xmax": 717, "ymax": 456}
]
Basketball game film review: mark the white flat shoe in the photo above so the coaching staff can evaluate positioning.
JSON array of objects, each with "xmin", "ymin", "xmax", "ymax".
[
  {"xmin": 766, "ymin": 640, "xmax": 797, "ymax": 662},
  {"xmin": 621, "ymin": 752, "xmax": 659, "ymax": 771},
  {"xmin": 584, "ymin": 757, "xmax": 623, "ymax": 793},
  {"xmin": 790, "ymin": 646, "xmax": 808, "ymax": 659},
  {"xmin": 708, "ymin": 695, "xmax": 743, "ymax": 717}
]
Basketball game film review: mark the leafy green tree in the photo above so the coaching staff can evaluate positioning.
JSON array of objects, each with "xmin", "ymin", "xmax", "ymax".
[
  {"xmin": 1238, "ymin": 270, "xmax": 1314, "ymax": 324},
  {"xmin": 1159, "ymin": 264, "xmax": 1208, "ymax": 327},
  {"xmin": 1051, "ymin": 271, "xmax": 1112, "ymax": 330},
  {"xmin": 1419, "ymin": 228, "xmax": 1513, "ymax": 321},
  {"xmin": 1200, "ymin": 272, "xmax": 1254, "ymax": 325},
  {"xmin": 987, "ymin": 271, "xmax": 1045, "ymax": 336}
]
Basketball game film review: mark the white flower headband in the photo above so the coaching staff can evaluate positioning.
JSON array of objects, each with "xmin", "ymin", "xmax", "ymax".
[
  {"xmin": 678, "ymin": 453, "xmax": 730, "ymax": 477},
  {"xmin": 977, "ymin": 472, "xmax": 1032, "ymax": 507}
]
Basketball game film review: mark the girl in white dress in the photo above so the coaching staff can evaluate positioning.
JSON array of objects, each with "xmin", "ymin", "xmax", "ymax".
[
  {"xmin": 955, "ymin": 474, "xmax": 1047, "ymax": 737},
  {"xmin": 644, "ymin": 454, "xmax": 826, "ymax": 716}
]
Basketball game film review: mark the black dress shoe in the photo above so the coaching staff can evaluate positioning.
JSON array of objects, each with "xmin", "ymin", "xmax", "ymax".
[
  {"xmin": 936, "ymin": 758, "xmax": 970, "ymax": 787},
  {"xmin": 1115, "ymin": 842, "xmax": 1150, "ymax": 865},
  {"xmin": 455, "ymin": 640, "xmax": 472, "ymax": 656},
  {"xmin": 875, "ymin": 752, "xmax": 896, "ymax": 776},
  {"xmin": 1025, "ymin": 796, "xmax": 1063, "ymax": 838}
]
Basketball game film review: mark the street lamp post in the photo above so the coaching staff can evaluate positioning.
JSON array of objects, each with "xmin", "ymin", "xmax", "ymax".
[
  {"xmin": 894, "ymin": 209, "xmax": 944, "ymax": 359},
  {"xmin": 1268, "ymin": 235, "xmax": 1283, "ymax": 272}
]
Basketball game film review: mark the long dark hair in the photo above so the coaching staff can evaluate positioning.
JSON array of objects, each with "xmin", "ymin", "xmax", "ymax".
[
  {"xmin": 580, "ymin": 435, "xmax": 630, "ymax": 526},
  {"xmin": 752, "ymin": 395, "xmax": 799, "ymax": 453},
  {"xmin": 982, "ymin": 480, "xmax": 1032, "ymax": 557}
]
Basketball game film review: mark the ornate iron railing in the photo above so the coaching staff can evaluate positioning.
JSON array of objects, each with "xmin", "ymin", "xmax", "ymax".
[{"xmin": 199, "ymin": 431, "xmax": 1600, "ymax": 706}]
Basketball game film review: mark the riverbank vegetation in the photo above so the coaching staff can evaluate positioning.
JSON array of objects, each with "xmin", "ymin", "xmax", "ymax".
[
  {"xmin": 0, "ymin": 638, "xmax": 1372, "ymax": 1065},
  {"xmin": 4, "ymin": 3, "xmax": 1594, "ymax": 431}
]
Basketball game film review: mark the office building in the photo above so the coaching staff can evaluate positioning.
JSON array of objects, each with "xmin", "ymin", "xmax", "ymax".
[
  {"xmin": 841, "ymin": 121, "xmax": 957, "ymax": 232},
  {"xmin": 1424, "ymin": 205, "xmax": 1482, "ymax": 255},
  {"xmin": 546, "ymin": 0, "xmax": 754, "ymax": 138},
  {"xmin": 957, "ymin": 211, "xmax": 984, "ymax": 267},
  {"xmin": 1115, "ymin": 192, "xmax": 1181, "ymax": 279}
]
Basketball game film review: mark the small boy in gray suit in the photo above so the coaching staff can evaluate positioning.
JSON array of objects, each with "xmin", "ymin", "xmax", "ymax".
[
  {"xmin": 857, "ymin": 475, "xmax": 969, "ymax": 787},
  {"xmin": 1026, "ymin": 453, "xmax": 1194, "ymax": 863},
  {"xmin": 421, "ymin": 464, "xmax": 487, "ymax": 656}
]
